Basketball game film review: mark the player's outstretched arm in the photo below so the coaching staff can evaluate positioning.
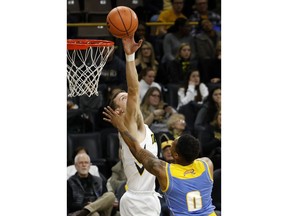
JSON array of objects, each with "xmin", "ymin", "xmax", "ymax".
[
  {"xmin": 122, "ymin": 35, "xmax": 143, "ymax": 95},
  {"xmin": 121, "ymin": 35, "xmax": 144, "ymax": 123},
  {"xmin": 103, "ymin": 106, "xmax": 165, "ymax": 177}
]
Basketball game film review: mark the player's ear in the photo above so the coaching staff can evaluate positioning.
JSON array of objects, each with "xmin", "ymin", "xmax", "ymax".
[{"xmin": 173, "ymin": 152, "xmax": 179, "ymax": 160}]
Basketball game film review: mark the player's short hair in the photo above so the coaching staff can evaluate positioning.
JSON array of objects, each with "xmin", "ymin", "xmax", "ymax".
[
  {"xmin": 108, "ymin": 89, "xmax": 126, "ymax": 110},
  {"xmin": 175, "ymin": 134, "xmax": 200, "ymax": 164}
]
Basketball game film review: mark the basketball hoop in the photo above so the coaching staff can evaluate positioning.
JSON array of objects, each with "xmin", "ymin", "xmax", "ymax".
[{"xmin": 67, "ymin": 39, "xmax": 114, "ymax": 97}]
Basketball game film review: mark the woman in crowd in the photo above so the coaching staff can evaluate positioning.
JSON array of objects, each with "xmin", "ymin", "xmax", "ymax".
[
  {"xmin": 140, "ymin": 87, "xmax": 176, "ymax": 134},
  {"xmin": 139, "ymin": 67, "xmax": 162, "ymax": 102},
  {"xmin": 166, "ymin": 113, "xmax": 191, "ymax": 139},
  {"xmin": 194, "ymin": 86, "xmax": 221, "ymax": 137},
  {"xmin": 167, "ymin": 43, "xmax": 198, "ymax": 84},
  {"xmin": 177, "ymin": 68, "xmax": 209, "ymax": 110},
  {"xmin": 135, "ymin": 41, "xmax": 159, "ymax": 76}
]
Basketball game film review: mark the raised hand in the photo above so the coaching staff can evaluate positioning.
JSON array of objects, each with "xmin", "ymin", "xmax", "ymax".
[
  {"xmin": 103, "ymin": 106, "xmax": 126, "ymax": 131},
  {"xmin": 122, "ymin": 34, "xmax": 143, "ymax": 55}
]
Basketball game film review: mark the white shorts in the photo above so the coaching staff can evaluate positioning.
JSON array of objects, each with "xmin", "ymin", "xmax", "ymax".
[{"xmin": 120, "ymin": 190, "xmax": 161, "ymax": 216}]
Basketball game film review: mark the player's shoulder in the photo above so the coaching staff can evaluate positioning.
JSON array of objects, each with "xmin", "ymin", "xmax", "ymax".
[
  {"xmin": 198, "ymin": 157, "xmax": 213, "ymax": 165},
  {"xmin": 197, "ymin": 157, "xmax": 214, "ymax": 178}
]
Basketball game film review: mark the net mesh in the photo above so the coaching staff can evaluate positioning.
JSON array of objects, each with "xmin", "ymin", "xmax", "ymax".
[{"xmin": 67, "ymin": 43, "xmax": 114, "ymax": 97}]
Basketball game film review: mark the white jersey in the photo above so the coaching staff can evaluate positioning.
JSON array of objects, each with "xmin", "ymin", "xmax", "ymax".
[{"xmin": 118, "ymin": 124, "xmax": 158, "ymax": 192}]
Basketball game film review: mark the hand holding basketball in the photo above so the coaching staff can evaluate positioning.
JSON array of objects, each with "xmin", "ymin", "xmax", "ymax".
[{"xmin": 106, "ymin": 6, "xmax": 138, "ymax": 39}]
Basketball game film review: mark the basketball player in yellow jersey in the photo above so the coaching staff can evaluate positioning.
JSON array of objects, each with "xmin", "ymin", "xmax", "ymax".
[
  {"xmin": 103, "ymin": 106, "xmax": 217, "ymax": 216},
  {"xmin": 107, "ymin": 35, "xmax": 161, "ymax": 216}
]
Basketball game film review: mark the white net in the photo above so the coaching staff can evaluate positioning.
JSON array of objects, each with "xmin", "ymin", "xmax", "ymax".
[{"xmin": 67, "ymin": 42, "xmax": 114, "ymax": 97}]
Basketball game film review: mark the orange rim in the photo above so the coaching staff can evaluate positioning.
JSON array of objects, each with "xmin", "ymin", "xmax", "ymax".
[{"xmin": 67, "ymin": 39, "xmax": 114, "ymax": 50}]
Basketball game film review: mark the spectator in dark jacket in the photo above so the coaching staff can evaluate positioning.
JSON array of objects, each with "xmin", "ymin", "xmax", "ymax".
[
  {"xmin": 67, "ymin": 153, "xmax": 115, "ymax": 216},
  {"xmin": 198, "ymin": 109, "xmax": 221, "ymax": 170},
  {"xmin": 194, "ymin": 86, "xmax": 221, "ymax": 137},
  {"xmin": 99, "ymin": 48, "xmax": 127, "ymax": 89},
  {"xmin": 189, "ymin": 0, "xmax": 221, "ymax": 35},
  {"xmin": 167, "ymin": 43, "xmax": 198, "ymax": 84}
]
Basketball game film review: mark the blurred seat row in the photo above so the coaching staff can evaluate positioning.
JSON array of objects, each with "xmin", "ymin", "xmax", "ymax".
[
  {"xmin": 67, "ymin": 0, "xmax": 144, "ymax": 39},
  {"xmin": 67, "ymin": 0, "xmax": 143, "ymax": 22}
]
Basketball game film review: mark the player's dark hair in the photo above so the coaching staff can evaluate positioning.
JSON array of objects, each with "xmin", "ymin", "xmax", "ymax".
[
  {"xmin": 108, "ymin": 89, "xmax": 126, "ymax": 110},
  {"xmin": 175, "ymin": 134, "xmax": 200, "ymax": 164}
]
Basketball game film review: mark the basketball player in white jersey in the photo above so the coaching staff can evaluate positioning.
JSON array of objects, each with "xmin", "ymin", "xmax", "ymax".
[{"xmin": 107, "ymin": 35, "xmax": 161, "ymax": 216}]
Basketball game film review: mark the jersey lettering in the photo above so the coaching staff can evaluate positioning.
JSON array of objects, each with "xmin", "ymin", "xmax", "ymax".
[{"xmin": 151, "ymin": 133, "xmax": 156, "ymax": 144}]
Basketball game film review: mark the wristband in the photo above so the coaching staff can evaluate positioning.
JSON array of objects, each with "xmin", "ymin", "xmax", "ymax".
[{"xmin": 125, "ymin": 53, "xmax": 135, "ymax": 62}]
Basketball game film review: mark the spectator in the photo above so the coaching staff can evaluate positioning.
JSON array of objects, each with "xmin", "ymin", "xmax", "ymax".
[
  {"xmin": 166, "ymin": 43, "xmax": 198, "ymax": 84},
  {"xmin": 99, "ymin": 48, "xmax": 127, "ymax": 89},
  {"xmin": 135, "ymin": 22, "xmax": 151, "ymax": 42},
  {"xmin": 166, "ymin": 113, "xmax": 191, "ymax": 139},
  {"xmin": 139, "ymin": 67, "xmax": 162, "ymax": 102},
  {"xmin": 199, "ymin": 109, "xmax": 221, "ymax": 170},
  {"xmin": 205, "ymin": 40, "xmax": 221, "ymax": 90},
  {"xmin": 159, "ymin": 134, "xmax": 174, "ymax": 162},
  {"xmin": 156, "ymin": 0, "xmax": 187, "ymax": 37},
  {"xmin": 106, "ymin": 146, "xmax": 126, "ymax": 195},
  {"xmin": 106, "ymin": 146, "xmax": 126, "ymax": 216},
  {"xmin": 107, "ymin": 161, "xmax": 126, "ymax": 196},
  {"xmin": 67, "ymin": 153, "xmax": 115, "ymax": 216},
  {"xmin": 189, "ymin": 0, "xmax": 221, "ymax": 35},
  {"xmin": 140, "ymin": 87, "xmax": 177, "ymax": 134},
  {"xmin": 177, "ymin": 68, "xmax": 209, "ymax": 110},
  {"xmin": 194, "ymin": 86, "xmax": 221, "ymax": 136},
  {"xmin": 135, "ymin": 41, "xmax": 159, "ymax": 76},
  {"xmin": 194, "ymin": 18, "xmax": 221, "ymax": 84},
  {"xmin": 161, "ymin": 18, "xmax": 196, "ymax": 65},
  {"xmin": 67, "ymin": 146, "xmax": 100, "ymax": 179},
  {"xmin": 194, "ymin": 18, "xmax": 221, "ymax": 60}
]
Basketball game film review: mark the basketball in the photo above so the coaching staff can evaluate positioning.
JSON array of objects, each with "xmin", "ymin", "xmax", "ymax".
[{"xmin": 106, "ymin": 6, "xmax": 138, "ymax": 38}]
